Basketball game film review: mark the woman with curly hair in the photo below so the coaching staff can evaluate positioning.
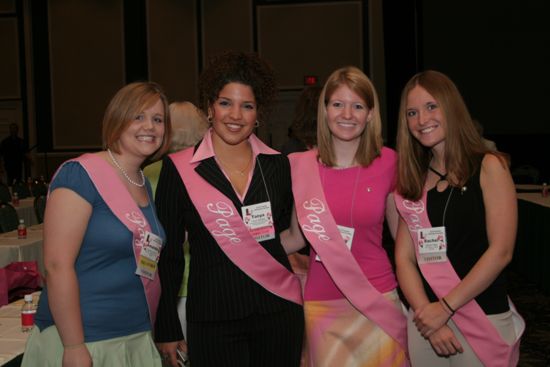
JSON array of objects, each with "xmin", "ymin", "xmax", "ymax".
[
  {"xmin": 394, "ymin": 70, "xmax": 524, "ymax": 366},
  {"xmin": 154, "ymin": 51, "xmax": 304, "ymax": 367}
]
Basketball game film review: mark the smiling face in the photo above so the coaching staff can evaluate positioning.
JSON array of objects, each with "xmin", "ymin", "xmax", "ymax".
[
  {"xmin": 117, "ymin": 98, "xmax": 165, "ymax": 160},
  {"xmin": 406, "ymin": 85, "xmax": 447, "ymax": 153},
  {"xmin": 209, "ymin": 82, "xmax": 257, "ymax": 147},
  {"xmin": 326, "ymin": 84, "xmax": 372, "ymax": 144}
]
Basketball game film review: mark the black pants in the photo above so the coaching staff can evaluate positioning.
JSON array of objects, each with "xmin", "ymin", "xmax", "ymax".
[{"xmin": 187, "ymin": 307, "xmax": 304, "ymax": 367}]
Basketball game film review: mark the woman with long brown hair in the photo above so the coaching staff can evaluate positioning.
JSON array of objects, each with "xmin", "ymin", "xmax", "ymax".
[{"xmin": 394, "ymin": 70, "xmax": 524, "ymax": 366}]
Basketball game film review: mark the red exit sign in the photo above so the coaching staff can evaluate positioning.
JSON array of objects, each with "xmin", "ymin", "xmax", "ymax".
[{"xmin": 304, "ymin": 75, "xmax": 318, "ymax": 86}]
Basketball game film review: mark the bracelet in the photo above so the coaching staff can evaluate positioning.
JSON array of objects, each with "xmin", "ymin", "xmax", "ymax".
[
  {"xmin": 441, "ymin": 297, "xmax": 456, "ymax": 315},
  {"xmin": 63, "ymin": 342, "xmax": 85, "ymax": 350}
]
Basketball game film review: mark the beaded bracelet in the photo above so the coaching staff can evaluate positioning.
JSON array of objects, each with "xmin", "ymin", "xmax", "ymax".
[{"xmin": 441, "ymin": 297, "xmax": 456, "ymax": 315}]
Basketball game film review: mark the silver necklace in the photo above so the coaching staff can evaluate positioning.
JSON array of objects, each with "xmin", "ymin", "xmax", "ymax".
[{"xmin": 107, "ymin": 149, "xmax": 145, "ymax": 187}]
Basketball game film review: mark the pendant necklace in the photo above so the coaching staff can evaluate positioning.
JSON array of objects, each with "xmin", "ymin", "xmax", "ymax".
[
  {"xmin": 428, "ymin": 166, "xmax": 447, "ymax": 183},
  {"xmin": 217, "ymin": 153, "xmax": 253, "ymax": 177}
]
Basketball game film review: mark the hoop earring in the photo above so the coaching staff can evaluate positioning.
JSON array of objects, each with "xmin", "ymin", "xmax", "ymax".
[
  {"xmin": 255, "ymin": 120, "xmax": 260, "ymax": 128},
  {"xmin": 207, "ymin": 116, "xmax": 213, "ymax": 124}
]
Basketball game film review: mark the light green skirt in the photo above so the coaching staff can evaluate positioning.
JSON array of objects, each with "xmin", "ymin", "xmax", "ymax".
[{"xmin": 21, "ymin": 326, "xmax": 162, "ymax": 367}]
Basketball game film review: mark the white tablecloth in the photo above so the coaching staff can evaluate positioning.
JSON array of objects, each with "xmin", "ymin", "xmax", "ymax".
[
  {"xmin": 0, "ymin": 292, "xmax": 39, "ymax": 366},
  {"xmin": 0, "ymin": 224, "xmax": 44, "ymax": 276}
]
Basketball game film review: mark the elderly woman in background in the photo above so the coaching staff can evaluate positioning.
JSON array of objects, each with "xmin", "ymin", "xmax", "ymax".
[
  {"xmin": 22, "ymin": 82, "xmax": 171, "ymax": 367},
  {"xmin": 144, "ymin": 101, "xmax": 209, "ymax": 193},
  {"xmin": 394, "ymin": 70, "xmax": 524, "ymax": 366}
]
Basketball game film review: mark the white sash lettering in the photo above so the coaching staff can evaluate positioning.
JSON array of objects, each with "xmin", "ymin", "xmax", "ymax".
[
  {"xmin": 207, "ymin": 201, "xmax": 241, "ymax": 243},
  {"xmin": 301, "ymin": 198, "xmax": 330, "ymax": 241}
]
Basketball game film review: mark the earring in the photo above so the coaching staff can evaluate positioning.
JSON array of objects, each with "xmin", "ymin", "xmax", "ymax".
[{"xmin": 255, "ymin": 120, "xmax": 260, "ymax": 128}]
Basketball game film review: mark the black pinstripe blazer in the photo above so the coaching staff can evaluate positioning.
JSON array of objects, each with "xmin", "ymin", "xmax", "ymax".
[{"xmin": 154, "ymin": 150, "xmax": 301, "ymax": 343}]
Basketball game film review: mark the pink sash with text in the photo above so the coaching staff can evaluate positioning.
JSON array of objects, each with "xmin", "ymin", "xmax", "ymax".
[
  {"xmin": 171, "ymin": 148, "xmax": 302, "ymax": 305},
  {"xmin": 395, "ymin": 191, "xmax": 524, "ymax": 366},
  {"xmin": 289, "ymin": 150, "xmax": 408, "ymax": 357},
  {"xmin": 53, "ymin": 154, "xmax": 161, "ymax": 327}
]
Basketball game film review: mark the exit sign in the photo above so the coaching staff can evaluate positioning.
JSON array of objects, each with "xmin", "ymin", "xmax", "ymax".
[{"xmin": 304, "ymin": 75, "xmax": 318, "ymax": 86}]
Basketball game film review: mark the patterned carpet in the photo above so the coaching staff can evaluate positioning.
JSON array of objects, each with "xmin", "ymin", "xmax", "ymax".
[{"xmin": 508, "ymin": 270, "xmax": 550, "ymax": 367}]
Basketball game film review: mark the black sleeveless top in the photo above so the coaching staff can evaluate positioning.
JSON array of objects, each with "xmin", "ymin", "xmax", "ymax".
[{"xmin": 423, "ymin": 167, "xmax": 509, "ymax": 314}]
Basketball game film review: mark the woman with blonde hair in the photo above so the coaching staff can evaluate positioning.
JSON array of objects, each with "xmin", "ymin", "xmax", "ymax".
[
  {"xmin": 394, "ymin": 70, "xmax": 524, "ymax": 366},
  {"xmin": 282, "ymin": 66, "xmax": 408, "ymax": 366}
]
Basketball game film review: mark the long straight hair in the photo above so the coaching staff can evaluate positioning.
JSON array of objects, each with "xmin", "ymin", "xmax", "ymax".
[
  {"xmin": 317, "ymin": 66, "xmax": 383, "ymax": 167},
  {"xmin": 396, "ymin": 70, "xmax": 500, "ymax": 200}
]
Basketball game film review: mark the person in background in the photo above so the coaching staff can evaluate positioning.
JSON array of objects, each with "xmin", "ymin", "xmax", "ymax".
[
  {"xmin": 0, "ymin": 123, "xmax": 28, "ymax": 185},
  {"xmin": 22, "ymin": 82, "xmax": 171, "ymax": 367},
  {"xmin": 143, "ymin": 101, "xmax": 208, "ymax": 346},
  {"xmin": 144, "ymin": 101, "xmax": 209, "ymax": 193},
  {"xmin": 394, "ymin": 70, "xmax": 524, "ymax": 366},
  {"xmin": 282, "ymin": 66, "xmax": 409, "ymax": 366},
  {"xmin": 280, "ymin": 85, "xmax": 322, "ymax": 155},
  {"xmin": 154, "ymin": 51, "xmax": 304, "ymax": 367}
]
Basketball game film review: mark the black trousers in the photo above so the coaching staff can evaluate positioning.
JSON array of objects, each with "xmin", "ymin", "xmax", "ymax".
[{"xmin": 187, "ymin": 307, "xmax": 304, "ymax": 367}]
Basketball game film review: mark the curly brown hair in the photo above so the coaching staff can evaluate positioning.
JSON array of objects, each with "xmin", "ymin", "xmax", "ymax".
[{"xmin": 198, "ymin": 51, "xmax": 277, "ymax": 122}]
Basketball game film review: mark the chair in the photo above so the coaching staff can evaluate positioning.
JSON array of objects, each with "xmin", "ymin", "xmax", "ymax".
[
  {"xmin": 34, "ymin": 195, "xmax": 47, "ymax": 224},
  {"xmin": 0, "ymin": 203, "xmax": 19, "ymax": 232},
  {"xmin": 0, "ymin": 183, "xmax": 11, "ymax": 203},
  {"xmin": 12, "ymin": 181, "xmax": 31, "ymax": 199}
]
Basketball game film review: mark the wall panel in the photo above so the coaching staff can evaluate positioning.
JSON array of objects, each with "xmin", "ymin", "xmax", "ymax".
[
  {"xmin": 257, "ymin": 2, "xmax": 362, "ymax": 89},
  {"xmin": 48, "ymin": 0, "xmax": 124, "ymax": 149},
  {"xmin": 202, "ymin": 0, "xmax": 253, "ymax": 65},
  {"xmin": 0, "ymin": 18, "xmax": 20, "ymax": 98},
  {"xmin": 148, "ymin": 0, "xmax": 199, "ymax": 104}
]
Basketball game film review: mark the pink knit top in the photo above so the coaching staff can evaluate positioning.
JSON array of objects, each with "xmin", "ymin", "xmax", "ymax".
[{"xmin": 304, "ymin": 147, "xmax": 398, "ymax": 301}]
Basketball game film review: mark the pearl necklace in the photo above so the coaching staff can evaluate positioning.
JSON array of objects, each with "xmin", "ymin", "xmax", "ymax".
[{"xmin": 107, "ymin": 149, "xmax": 145, "ymax": 187}]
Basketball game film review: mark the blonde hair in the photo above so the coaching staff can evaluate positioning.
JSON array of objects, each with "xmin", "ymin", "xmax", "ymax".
[
  {"xmin": 169, "ymin": 102, "xmax": 208, "ymax": 152},
  {"xmin": 396, "ymin": 70, "xmax": 501, "ymax": 200},
  {"xmin": 317, "ymin": 66, "xmax": 383, "ymax": 167},
  {"xmin": 102, "ymin": 82, "xmax": 171, "ymax": 162}
]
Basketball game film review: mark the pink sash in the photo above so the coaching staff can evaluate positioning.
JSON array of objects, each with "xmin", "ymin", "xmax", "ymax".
[
  {"xmin": 289, "ymin": 150, "xmax": 408, "ymax": 356},
  {"xmin": 52, "ymin": 154, "xmax": 161, "ymax": 327},
  {"xmin": 395, "ymin": 191, "xmax": 524, "ymax": 366},
  {"xmin": 170, "ymin": 148, "xmax": 302, "ymax": 305}
]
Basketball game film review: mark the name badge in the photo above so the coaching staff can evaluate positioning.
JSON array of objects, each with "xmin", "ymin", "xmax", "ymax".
[
  {"xmin": 135, "ymin": 231, "xmax": 163, "ymax": 280},
  {"xmin": 241, "ymin": 201, "xmax": 276, "ymax": 242},
  {"xmin": 316, "ymin": 225, "xmax": 355, "ymax": 262},
  {"xmin": 417, "ymin": 226, "xmax": 448, "ymax": 264}
]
